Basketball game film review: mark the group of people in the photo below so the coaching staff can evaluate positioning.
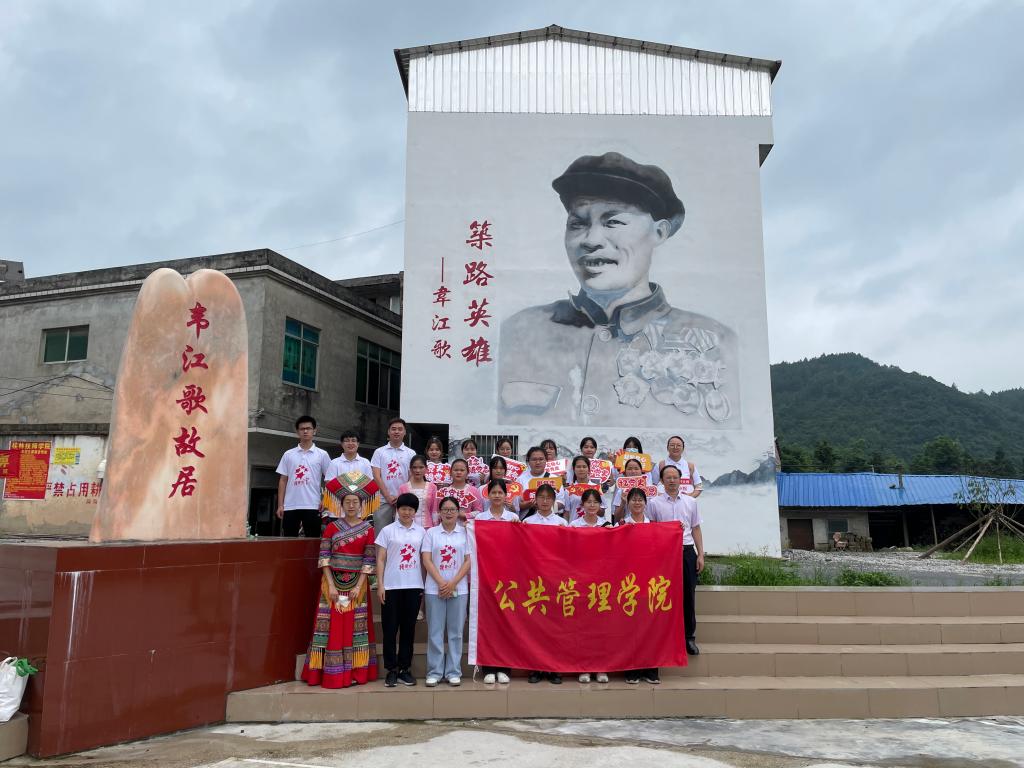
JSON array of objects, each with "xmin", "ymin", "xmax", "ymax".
[{"xmin": 277, "ymin": 415, "xmax": 705, "ymax": 690}]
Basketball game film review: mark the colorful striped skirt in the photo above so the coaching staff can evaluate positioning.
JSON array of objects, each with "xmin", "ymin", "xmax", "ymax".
[{"xmin": 300, "ymin": 569, "xmax": 378, "ymax": 689}]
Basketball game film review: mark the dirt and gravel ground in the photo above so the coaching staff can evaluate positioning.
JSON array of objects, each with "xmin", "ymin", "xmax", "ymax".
[
  {"xmin": 780, "ymin": 548, "xmax": 1024, "ymax": 586},
  {"xmin": 8, "ymin": 718, "xmax": 1024, "ymax": 768}
]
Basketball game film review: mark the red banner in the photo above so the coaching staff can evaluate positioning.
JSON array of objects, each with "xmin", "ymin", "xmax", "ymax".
[
  {"xmin": 471, "ymin": 522, "xmax": 686, "ymax": 673},
  {"xmin": 2, "ymin": 441, "xmax": 51, "ymax": 500},
  {"xmin": 0, "ymin": 450, "xmax": 21, "ymax": 478}
]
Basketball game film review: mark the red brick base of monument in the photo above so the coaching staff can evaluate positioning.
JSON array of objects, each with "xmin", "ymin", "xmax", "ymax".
[{"xmin": 0, "ymin": 537, "xmax": 319, "ymax": 757}]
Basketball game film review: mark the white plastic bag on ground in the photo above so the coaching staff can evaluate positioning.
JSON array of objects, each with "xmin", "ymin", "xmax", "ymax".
[{"xmin": 0, "ymin": 657, "xmax": 29, "ymax": 722}]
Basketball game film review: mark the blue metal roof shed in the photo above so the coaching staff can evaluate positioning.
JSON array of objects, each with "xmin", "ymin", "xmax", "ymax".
[{"xmin": 776, "ymin": 472, "xmax": 1024, "ymax": 508}]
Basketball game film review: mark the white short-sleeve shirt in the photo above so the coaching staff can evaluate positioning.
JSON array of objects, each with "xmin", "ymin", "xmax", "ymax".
[
  {"xmin": 523, "ymin": 512, "xmax": 568, "ymax": 526},
  {"xmin": 653, "ymin": 457, "xmax": 702, "ymax": 490},
  {"xmin": 569, "ymin": 516, "xmax": 607, "ymax": 528},
  {"xmin": 422, "ymin": 524, "xmax": 470, "ymax": 596},
  {"xmin": 325, "ymin": 454, "xmax": 373, "ymax": 483},
  {"xmin": 475, "ymin": 509, "xmax": 520, "ymax": 523},
  {"xmin": 622, "ymin": 512, "xmax": 651, "ymax": 525},
  {"xmin": 371, "ymin": 443, "xmax": 416, "ymax": 499},
  {"xmin": 276, "ymin": 444, "xmax": 332, "ymax": 510},
  {"xmin": 647, "ymin": 493, "xmax": 702, "ymax": 545},
  {"xmin": 376, "ymin": 521, "xmax": 426, "ymax": 590}
]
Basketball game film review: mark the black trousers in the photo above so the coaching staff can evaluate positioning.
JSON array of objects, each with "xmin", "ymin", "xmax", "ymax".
[
  {"xmin": 684, "ymin": 544, "xmax": 698, "ymax": 640},
  {"xmin": 381, "ymin": 587, "xmax": 422, "ymax": 672},
  {"xmin": 282, "ymin": 508, "xmax": 321, "ymax": 538}
]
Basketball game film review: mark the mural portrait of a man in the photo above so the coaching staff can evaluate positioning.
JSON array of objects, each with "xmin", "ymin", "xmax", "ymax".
[{"xmin": 498, "ymin": 151, "xmax": 739, "ymax": 428}]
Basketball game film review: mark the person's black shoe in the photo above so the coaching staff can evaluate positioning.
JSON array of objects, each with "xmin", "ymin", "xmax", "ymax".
[
  {"xmin": 624, "ymin": 672, "xmax": 640, "ymax": 684},
  {"xmin": 384, "ymin": 670, "xmax": 398, "ymax": 687},
  {"xmin": 397, "ymin": 670, "xmax": 416, "ymax": 686},
  {"xmin": 686, "ymin": 639, "xmax": 700, "ymax": 656},
  {"xmin": 549, "ymin": 673, "xmax": 562, "ymax": 685},
  {"xmin": 528, "ymin": 671, "xmax": 542, "ymax": 684},
  {"xmin": 641, "ymin": 670, "xmax": 661, "ymax": 684}
]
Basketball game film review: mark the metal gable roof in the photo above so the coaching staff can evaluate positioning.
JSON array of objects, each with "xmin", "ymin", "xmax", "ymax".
[
  {"xmin": 393, "ymin": 24, "xmax": 782, "ymax": 95},
  {"xmin": 776, "ymin": 472, "xmax": 1024, "ymax": 508}
]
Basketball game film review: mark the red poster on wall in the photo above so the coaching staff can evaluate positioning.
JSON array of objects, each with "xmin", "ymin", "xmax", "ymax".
[
  {"xmin": 2, "ymin": 441, "xmax": 51, "ymax": 500},
  {"xmin": 0, "ymin": 450, "xmax": 21, "ymax": 478},
  {"xmin": 469, "ymin": 521, "xmax": 686, "ymax": 673}
]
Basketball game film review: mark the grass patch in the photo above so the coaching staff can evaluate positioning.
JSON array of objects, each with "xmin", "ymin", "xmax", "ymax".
[
  {"xmin": 981, "ymin": 576, "xmax": 1019, "ymax": 587},
  {"xmin": 702, "ymin": 555, "xmax": 908, "ymax": 587},
  {"xmin": 937, "ymin": 533, "xmax": 1024, "ymax": 564},
  {"xmin": 835, "ymin": 569, "xmax": 908, "ymax": 587},
  {"xmin": 718, "ymin": 556, "xmax": 805, "ymax": 587}
]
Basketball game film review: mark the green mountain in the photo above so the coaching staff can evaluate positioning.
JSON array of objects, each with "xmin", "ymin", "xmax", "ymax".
[{"xmin": 771, "ymin": 353, "xmax": 1024, "ymax": 475}]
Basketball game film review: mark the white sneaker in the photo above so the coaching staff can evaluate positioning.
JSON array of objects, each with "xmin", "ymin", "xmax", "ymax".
[
  {"xmin": 496, "ymin": 672, "xmax": 511, "ymax": 684},
  {"xmin": 447, "ymin": 676, "xmax": 461, "ymax": 686},
  {"xmin": 425, "ymin": 676, "xmax": 439, "ymax": 687},
  {"xmin": 578, "ymin": 673, "xmax": 591, "ymax": 683},
  {"xmin": 595, "ymin": 673, "xmax": 609, "ymax": 683},
  {"xmin": 483, "ymin": 673, "xmax": 496, "ymax": 684}
]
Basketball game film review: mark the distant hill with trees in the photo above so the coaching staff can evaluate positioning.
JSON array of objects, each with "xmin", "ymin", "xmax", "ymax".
[{"xmin": 771, "ymin": 353, "xmax": 1024, "ymax": 477}]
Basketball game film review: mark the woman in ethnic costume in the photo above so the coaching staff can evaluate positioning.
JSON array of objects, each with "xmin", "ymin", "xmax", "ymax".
[{"xmin": 301, "ymin": 490, "xmax": 378, "ymax": 688}]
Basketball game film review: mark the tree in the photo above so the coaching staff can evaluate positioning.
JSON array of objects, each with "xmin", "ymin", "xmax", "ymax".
[
  {"xmin": 911, "ymin": 436, "xmax": 965, "ymax": 474},
  {"xmin": 988, "ymin": 447, "xmax": 1017, "ymax": 478},
  {"xmin": 778, "ymin": 441, "xmax": 812, "ymax": 472},
  {"xmin": 838, "ymin": 439, "xmax": 871, "ymax": 472},
  {"xmin": 813, "ymin": 440, "xmax": 837, "ymax": 472}
]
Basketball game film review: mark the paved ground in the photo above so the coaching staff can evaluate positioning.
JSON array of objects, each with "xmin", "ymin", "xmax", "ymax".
[
  {"xmin": 9, "ymin": 718, "xmax": 1024, "ymax": 768},
  {"xmin": 782, "ymin": 548, "xmax": 1024, "ymax": 586}
]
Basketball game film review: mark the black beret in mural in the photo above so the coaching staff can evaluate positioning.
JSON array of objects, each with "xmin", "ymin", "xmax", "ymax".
[{"xmin": 552, "ymin": 152, "xmax": 686, "ymax": 226}]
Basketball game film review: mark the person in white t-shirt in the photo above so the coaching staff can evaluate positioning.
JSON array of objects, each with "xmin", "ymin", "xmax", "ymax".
[
  {"xmin": 619, "ymin": 487, "xmax": 660, "ymax": 684},
  {"xmin": 275, "ymin": 415, "xmax": 332, "ymax": 538},
  {"xmin": 611, "ymin": 458, "xmax": 648, "ymax": 523},
  {"xmin": 522, "ymin": 483, "xmax": 567, "ymax": 685},
  {"xmin": 652, "ymin": 435, "xmax": 703, "ymax": 497},
  {"xmin": 518, "ymin": 446, "xmax": 568, "ymax": 519},
  {"xmin": 422, "ymin": 496, "xmax": 472, "ymax": 687},
  {"xmin": 375, "ymin": 492, "xmax": 426, "ymax": 687},
  {"xmin": 370, "ymin": 418, "xmax": 416, "ymax": 535},
  {"xmin": 569, "ymin": 488, "xmax": 610, "ymax": 684},
  {"xmin": 565, "ymin": 455, "xmax": 605, "ymax": 522},
  {"xmin": 325, "ymin": 430, "xmax": 373, "ymax": 483},
  {"xmin": 474, "ymin": 479, "xmax": 519, "ymax": 685},
  {"xmin": 647, "ymin": 465, "xmax": 704, "ymax": 657},
  {"xmin": 522, "ymin": 483, "xmax": 569, "ymax": 529},
  {"xmin": 568, "ymin": 488, "xmax": 608, "ymax": 529}
]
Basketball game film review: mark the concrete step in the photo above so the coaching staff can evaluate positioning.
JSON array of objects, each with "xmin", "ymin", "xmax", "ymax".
[
  {"xmin": 294, "ymin": 642, "xmax": 1024, "ymax": 680},
  {"xmin": 0, "ymin": 713, "xmax": 28, "ymax": 762},
  {"xmin": 355, "ymin": 613, "xmax": 1024, "ymax": 647},
  {"xmin": 228, "ymin": 673, "xmax": 1024, "ymax": 721},
  {"xmin": 696, "ymin": 587, "xmax": 1024, "ymax": 618},
  {"xmin": 699, "ymin": 614, "xmax": 1024, "ymax": 645}
]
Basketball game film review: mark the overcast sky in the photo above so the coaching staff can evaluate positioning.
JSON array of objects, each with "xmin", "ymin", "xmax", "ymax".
[{"xmin": 2, "ymin": 1, "xmax": 1021, "ymax": 393}]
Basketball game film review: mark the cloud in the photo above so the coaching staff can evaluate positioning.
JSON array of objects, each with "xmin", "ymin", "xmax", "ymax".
[{"xmin": 0, "ymin": 0, "xmax": 1019, "ymax": 391}]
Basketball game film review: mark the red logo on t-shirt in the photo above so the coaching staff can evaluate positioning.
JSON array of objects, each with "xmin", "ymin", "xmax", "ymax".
[
  {"xmin": 439, "ymin": 544, "xmax": 456, "ymax": 568},
  {"xmin": 387, "ymin": 459, "xmax": 401, "ymax": 478},
  {"xmin": 294, "ymin": 464, "xmax": 309, "ymax": 484},
  {"xmin": 399, "ymin": 544, "xmax": 416, "ymax": 570}
]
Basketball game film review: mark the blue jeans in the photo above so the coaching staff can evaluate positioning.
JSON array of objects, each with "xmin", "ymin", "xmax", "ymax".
[{"xmin": 425, "ymin": 593, "xmax": 468, "ymax": 680}]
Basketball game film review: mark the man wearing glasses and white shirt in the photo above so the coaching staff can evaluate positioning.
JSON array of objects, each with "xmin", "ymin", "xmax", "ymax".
[
  {"xmin": 647, "ymin": 464, "xmax": 704, "ymax": 656},
  {"xmin": 275, "ymin": 415, "xmax": 331, "ymax": 538}
]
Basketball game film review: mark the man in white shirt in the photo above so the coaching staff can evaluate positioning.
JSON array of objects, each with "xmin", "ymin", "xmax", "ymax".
[
  {"xmin": 275, "ymin": 415, "xmax": 332, "ymax": 538},
  {"xmin": 647, "ymin": 464, "xmax": 704, "ymax": 655},
  {"xmin": 370, "ymin": 417, "xmax": 416, "ymax": 534},
  {"xmin": 326, "ymin": 430, "xmax": 373, "ymax": 482}
]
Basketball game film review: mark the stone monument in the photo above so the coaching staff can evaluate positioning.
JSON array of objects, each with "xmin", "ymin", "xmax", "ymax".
[{"xmin": 90, "ymin": 268, "xmax": 248, "ymax": 541}]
